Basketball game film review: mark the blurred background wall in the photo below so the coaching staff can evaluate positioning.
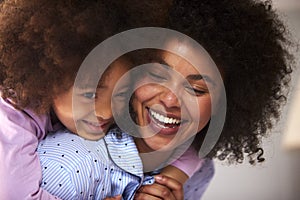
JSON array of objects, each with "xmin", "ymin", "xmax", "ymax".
[{"xmin": 202, "ymin": 1, "xmax": 300, "ymax": 200}]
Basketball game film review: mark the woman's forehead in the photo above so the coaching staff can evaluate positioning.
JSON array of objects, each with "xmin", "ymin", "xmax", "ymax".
[{"xmin": 156, "ymin": 48, "xmax": 219, "ymax": 77}]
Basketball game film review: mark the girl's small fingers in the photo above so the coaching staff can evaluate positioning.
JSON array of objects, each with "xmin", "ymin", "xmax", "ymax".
[
  {"xmin": 137, "ymin": 184, "xmax": 176, "ymax": 200},
  {"xmin": 104, "ymin": 195, "xmax": 122, "ymax": 200},
  {"xmin": 134, "ymin": 191, "xmax": 162, "ymax": 200}
]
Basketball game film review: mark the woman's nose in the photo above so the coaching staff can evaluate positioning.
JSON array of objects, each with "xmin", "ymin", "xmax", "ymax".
[{"xmin": 159, "ymin": 88, "xmax": 181, "ymax": 108}]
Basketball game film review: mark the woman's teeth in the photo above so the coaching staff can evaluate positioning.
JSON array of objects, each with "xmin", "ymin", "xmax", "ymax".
[{"xmin": 149, "ymin": 109, "xmax": 181, "ymax": 125}]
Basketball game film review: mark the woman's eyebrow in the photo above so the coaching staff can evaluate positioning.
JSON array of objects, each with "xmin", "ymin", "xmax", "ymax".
[
  {"xmin": 186, "ymin": 74, "xmax": 203, "ymax": 80},
  {"xmin": 156, "ymin": 57, "xmax": 216, "ymax": 85},
  {"xmin": 186, "ymin": 74, "xmax": 215, "ymax": 86},
  {"xmin": 153, "ymin": 59, "xmax": 171, "ymax": 70}
]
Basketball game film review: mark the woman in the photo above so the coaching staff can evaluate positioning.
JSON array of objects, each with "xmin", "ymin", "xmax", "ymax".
[{"xmin": 119, "ymin": 0, "xmax": 294, "ymax": 199}]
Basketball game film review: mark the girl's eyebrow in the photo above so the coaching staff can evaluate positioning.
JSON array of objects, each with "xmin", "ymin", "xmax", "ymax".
[{"xmin": 97, "ymin": 84, "xmax": 108, "ymax": 89}]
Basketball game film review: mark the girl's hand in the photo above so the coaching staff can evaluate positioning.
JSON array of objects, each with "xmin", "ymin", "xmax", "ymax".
[
  {"xmin": 134, "ymin": 175, "xmax": 183, "ymax": 200},
  {"xmin": 104, "ymin": 195, "xmax": 122, "ymax": 200}
]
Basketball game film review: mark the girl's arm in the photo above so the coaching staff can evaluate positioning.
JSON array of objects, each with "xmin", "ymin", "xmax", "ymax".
[{"xmin": 0, "ymin": 98, "xmax": 60, "ymax": 199}]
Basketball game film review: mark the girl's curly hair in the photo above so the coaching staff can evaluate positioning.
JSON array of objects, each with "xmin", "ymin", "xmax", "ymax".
[
  {"xmin": 0, "ymin": 0, "xmax": 173, "ymax": 114},
  {"xmin": 0, "ymin": 0, "xmax": 122, "ymax": 114},
  {"xmin": 167, "ymin": 0, "xmax": 294, "ymax": 164}
]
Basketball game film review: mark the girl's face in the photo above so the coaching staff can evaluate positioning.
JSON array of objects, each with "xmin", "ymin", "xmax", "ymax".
[
  {"xmin": 52, "ymin": 59, "xmax": 130, "ymax": 140},
  {"xmin": 132, "ymin": 48, "xmax": 222, "ymax": 153}
]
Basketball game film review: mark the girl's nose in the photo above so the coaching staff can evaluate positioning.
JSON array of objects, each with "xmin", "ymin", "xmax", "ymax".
[{"xmin": 95, "ymin": 99, "xmax": 113, "ymax": 120}]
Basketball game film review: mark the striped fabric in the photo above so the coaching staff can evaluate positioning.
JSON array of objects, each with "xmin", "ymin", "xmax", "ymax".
[
  {"xmin": 37, "ymin": 127, "xmax": 214, "ymax": 200},
  {"xmin": 37, "ymin": 127, "xmax": 145, "ymax": 200}
]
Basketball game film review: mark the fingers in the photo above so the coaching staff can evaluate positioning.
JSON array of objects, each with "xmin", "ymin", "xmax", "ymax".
[
  {"xmin": 134, "ymin": 190, "xmax": 162, "ymax": 200},
  {"xmin": 135, "ymin": 175, "xmax": 184, "ymax": 200},
  {"xmin": 104, "ymin": 195, "xmax": 122, "ymax": 200},
  {"xmin": 154, "ymin": 175, "xmax": 183, "ymax": 200},
  {"xmin": 154, "ymin": 175, "xmax": 183, "ymax": 191},
  {"xmin": 135, "ymin": 183, "xmax": 176, "ymax": 200}
]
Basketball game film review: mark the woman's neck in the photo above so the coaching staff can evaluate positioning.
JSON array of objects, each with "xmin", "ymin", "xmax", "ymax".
[{"xmin": 134, "ymin": 137, "xmax": 174, "ymax": 172}]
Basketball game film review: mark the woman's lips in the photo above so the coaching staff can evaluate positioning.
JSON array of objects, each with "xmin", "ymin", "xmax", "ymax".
[{"xmin": 147, "ymin": 108, "xmax": 183, "ymax": 135}]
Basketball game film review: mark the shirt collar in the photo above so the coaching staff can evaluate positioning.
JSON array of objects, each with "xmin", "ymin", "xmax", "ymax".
[{"xmin": 104, "ymin": 127, "xmax": 144, "ymax": 177}]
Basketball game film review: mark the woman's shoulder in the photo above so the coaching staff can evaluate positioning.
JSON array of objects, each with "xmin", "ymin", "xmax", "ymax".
[{"xmin": 183, "ymin": 158, "xmax": 215, "ymax": 199}]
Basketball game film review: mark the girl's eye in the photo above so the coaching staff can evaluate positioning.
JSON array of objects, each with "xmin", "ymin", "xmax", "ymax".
[
  {"xmin": 114, "ymin": 91, "xmax": 128, "ymax": 98},
  {"xmin": 112, "ymin": 85, "xmax": 130, "ymax": 98},
  {"xmin": 83, "ymin": 92, "xmax": 96, "ymax": 99}
]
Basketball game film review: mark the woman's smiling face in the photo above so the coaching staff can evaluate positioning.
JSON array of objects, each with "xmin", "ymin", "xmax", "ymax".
[{"xmin": 132, "ymin": 47, "xmax": 222, "ymax": 153}]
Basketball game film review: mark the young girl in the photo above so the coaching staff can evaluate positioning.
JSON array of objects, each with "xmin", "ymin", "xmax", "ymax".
[
  {"xmin": 0, "ymin": 0, "xmax": 205, "ymax": 199},
  {"xmin": 0, "ymin": 1, "xmax": 117, "ymax": 198}
]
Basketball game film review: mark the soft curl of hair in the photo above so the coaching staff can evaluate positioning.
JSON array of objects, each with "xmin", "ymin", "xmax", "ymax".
[
  {"xmin": 167, "ymin": 0, "xmax": 294, "ymax": 164},
  {"xmin": 0, "ymin": 0, "xmax": 174, "ymax": 114},
  {"xmin": 0, "ymin": 0, "xmax": 123, "ymax": 114}
]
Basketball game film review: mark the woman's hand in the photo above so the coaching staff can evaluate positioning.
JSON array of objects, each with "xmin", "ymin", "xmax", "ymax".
[{"xmin": 134, "ymin": 175, "xmax": 183, "ymax": 200}]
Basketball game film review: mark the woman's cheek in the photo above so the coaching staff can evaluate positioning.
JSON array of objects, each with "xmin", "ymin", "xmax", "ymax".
[
  {"xmin": 134, "ymin": 84, "xmax": 157, "ymax": 101},
  {"xmin": 197, "ymin": 98, "xmax": 212, "ymax": 130}
]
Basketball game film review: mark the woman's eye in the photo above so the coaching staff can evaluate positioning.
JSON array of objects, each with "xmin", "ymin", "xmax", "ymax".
[
  {"xmin": 148, "ymin": 71, "xmax": 167, "ymax": 81},
  {"xmin": 83, "ymin": 92, "xmax": 96, "ymax": 99},
  {"xmin": 185, "ymin": 86, "xmax": 207, "ymax": 96}
]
